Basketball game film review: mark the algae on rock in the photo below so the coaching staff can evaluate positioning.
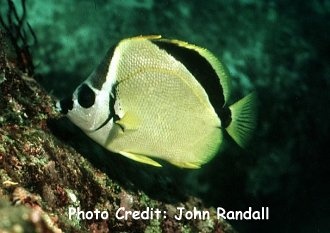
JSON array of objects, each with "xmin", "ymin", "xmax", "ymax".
[{"xmin": 0, "ymin": 2, "xmax": 237, "ymax": 232}]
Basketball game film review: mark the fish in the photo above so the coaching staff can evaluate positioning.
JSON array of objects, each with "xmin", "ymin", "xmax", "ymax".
[{"xmin": 56, "ymin": 35, "xmax": 256, "ymax": 169}]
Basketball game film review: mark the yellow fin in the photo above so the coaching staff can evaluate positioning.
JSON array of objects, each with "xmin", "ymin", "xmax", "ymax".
[
  {"xmin": 119, "ymin": 151, "xmax": 162, "ymax": 167},
  {"xmin": 226, "ymin": 92, "xmax": 257, "ymax": 148},
  {"xmin": 115, "ymin": 112, "xmax": 140, "ymax": 131},
  {"xmin": 170, "ymin": 161, "xmax": 201, "ymax": 169}
]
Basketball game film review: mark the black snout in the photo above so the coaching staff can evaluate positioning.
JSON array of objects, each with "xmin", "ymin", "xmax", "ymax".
[{"xmin": 58, "ymin": 97, "xmax": 73, "ymax": 114}]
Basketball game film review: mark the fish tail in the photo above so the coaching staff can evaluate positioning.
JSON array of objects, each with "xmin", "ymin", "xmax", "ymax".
[{"xmin": 225, "ymin": 92, "xmax": 257, "ymax": 148}]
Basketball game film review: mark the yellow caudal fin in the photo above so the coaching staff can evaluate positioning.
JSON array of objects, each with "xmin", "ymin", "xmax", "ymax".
[
  {"xmin": 119, "ymin": 151, "xmax": 162, "ymax": 167},
  {"xmin": 226, "ymin": 92, "xmax": 257, "ymax": 148}
]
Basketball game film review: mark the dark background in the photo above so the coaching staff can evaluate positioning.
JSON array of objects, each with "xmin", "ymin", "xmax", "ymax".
[{"xmin": 2, "ymin": 0, "xmax": 329, "ymax": 232}]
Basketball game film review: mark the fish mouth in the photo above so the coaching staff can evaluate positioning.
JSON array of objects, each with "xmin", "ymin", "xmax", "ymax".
[{"xmin": 56, "ymin": 98, "xmax": 73, "ymax": 114}]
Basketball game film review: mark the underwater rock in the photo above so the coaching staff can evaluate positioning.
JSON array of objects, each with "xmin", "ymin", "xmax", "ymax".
[{"xmin": 0, "ymin": 11, "xmax": 237, "ymax": 232}]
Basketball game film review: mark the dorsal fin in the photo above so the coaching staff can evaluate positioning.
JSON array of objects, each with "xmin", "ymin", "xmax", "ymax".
[{"xmin": 150, "ymin": 37, "xmax": 231, "ymax": 109}]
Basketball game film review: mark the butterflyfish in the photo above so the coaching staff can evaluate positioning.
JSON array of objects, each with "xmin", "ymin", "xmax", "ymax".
[{"xmin": 57, "ymin": 35, "xmax": 256, "ymax": 169}]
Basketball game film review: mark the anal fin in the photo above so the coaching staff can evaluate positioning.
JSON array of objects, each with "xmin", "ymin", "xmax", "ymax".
[
  {"xmin": 170, "ymin": 161, "xmax": 201, "ymax": 169},
  {"xmin": 119, "ymin": 151, "xmax": 162, "ymax": 167}
]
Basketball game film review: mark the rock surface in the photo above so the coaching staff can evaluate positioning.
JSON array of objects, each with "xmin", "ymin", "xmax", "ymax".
[{"xmin": 0, "ymin": 10, "xmax": 236, "ymax": 232}]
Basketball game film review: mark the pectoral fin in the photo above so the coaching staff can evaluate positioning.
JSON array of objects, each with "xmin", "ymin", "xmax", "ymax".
[
  {"xmin": 115, "ymin": 112, "xmax": 140, "ymax": 131},
  {"xmin": 119, "ymin": 151, "xmax": 162, "ymax": 167}
]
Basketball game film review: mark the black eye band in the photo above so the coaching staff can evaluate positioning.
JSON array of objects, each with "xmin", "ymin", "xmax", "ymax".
[{"xmin": 78, "ymin": 84, "xmax": 96, "ymax": 108}]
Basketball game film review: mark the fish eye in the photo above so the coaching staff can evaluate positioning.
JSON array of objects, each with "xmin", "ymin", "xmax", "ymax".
[{"xmin": 77, "ymin": 84, "xmax": 96, "ymax": 108}]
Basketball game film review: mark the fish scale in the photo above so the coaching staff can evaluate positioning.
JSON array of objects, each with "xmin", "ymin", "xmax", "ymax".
[{"xmin": 57, "ymin": 35, "xmax": 256, "ymax": 168}]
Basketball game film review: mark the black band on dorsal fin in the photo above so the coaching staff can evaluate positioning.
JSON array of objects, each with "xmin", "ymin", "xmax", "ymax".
[
  {"xmin": 89, "ymin": 45, "xmax": 116, "ymax": 90},
  {"xmin": 152, "ymin": 40, "xmax": 225, "ymax": 119}
]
